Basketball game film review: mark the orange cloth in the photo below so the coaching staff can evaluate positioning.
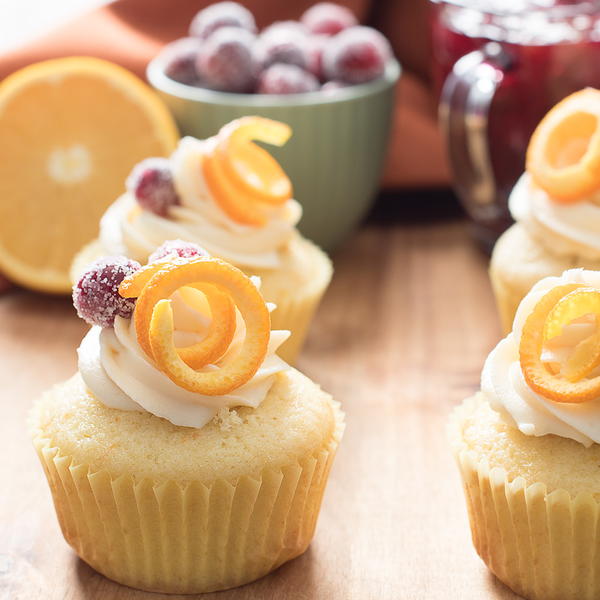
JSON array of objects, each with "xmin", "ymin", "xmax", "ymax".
[{"xmin": 0, "ymin": 0, "xmax": 450, "ymax": 189}]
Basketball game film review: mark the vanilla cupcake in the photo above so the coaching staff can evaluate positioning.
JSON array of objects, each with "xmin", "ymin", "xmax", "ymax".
[
  {"xmin": 72, "ymin": 117, "xmax": 332, "ymax": 363},
  {"xmin": 450, "ymin": 268, "xmax": 600, "ymax": 600},
  {"xmin": 32, "ymin": 241, "xmax": 343, "ymax": 594},
  {"xmin": 490, "ymin": 89, "xmax": 600, "ymax": 333}
]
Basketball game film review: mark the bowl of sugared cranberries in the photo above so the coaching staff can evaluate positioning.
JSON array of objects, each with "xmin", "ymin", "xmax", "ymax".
[{"xmin": 147, "ymin": 1, "xmax": 400, "ymax": 251}]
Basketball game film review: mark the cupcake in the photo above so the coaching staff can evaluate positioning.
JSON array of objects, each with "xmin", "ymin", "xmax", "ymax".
[
  {"xmin": 31, "ymin": 240, "xmax": 343, "ymax": 594},
  {"xmin": 490, "ymin": 88, "xmax": 600, "ymax": 333},
  {"xmin": 450, "ymin": 267, "xmax": 600, "ymax": 599},
  {"xmin": 72, "ymin": 116, "xmax": 332, "ymax": 364}
]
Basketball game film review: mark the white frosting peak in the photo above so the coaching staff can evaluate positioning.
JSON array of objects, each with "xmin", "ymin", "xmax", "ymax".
[
  {"xmin": 99, "ymin": 136, "xmax": 302, "ymax": 269},
  {"xmin": 78, "ymin": 283, "xmax": 290, "ymax": 429},
  {"xmin": 483, "ymin": 268, "xmax": 600, "ymax": 447}
]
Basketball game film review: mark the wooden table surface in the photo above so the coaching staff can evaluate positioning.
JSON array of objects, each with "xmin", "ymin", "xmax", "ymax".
[{"xmin": 0, "ymin": 200, "xmax": 521, "ymax": 600}]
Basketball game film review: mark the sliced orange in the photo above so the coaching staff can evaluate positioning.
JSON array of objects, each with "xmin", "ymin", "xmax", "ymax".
[
  {"xmin": 526, "ymin": 88, "xmax": 600, "ymax": 202},
  {"xmin": 203, "ymin": 116, "xmax": 293, "ymax": 225},
  {"xmin": 0, "ymin": 57, "xmax": 179, "ymax": 294},
  {"xmin": 121, "ymin": 257, "xmax": 270, "ymax": 395}
]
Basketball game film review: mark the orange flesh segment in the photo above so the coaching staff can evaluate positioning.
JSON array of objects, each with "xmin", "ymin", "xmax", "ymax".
[
  {"xmin": 519, "ymin": 284, "xmax": 600, "ymax": 402},
  {"xmin": 130, "ymin": 258, "xmax": 270, "ymax": 396},
  {"xmin": 203, "ymin": 116, "xmax": 293, "ymax": 225},
  {"xmin": 526, "ymin": 88, "xmax": 600, "ymax": 202}
]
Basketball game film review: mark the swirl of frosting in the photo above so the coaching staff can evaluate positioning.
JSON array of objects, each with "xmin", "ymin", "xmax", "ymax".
[
  {"xmin": 100, "ymin": 136, "xmax": 302, "ymax": 269},
  {"xmin": 78, "ymin": 278, "xmax": 290, "ymax": 429},
  {"xmin": 510, "ymin": 173, "xmax": 600, "ymax": 261},
  {"xmin": 483, "ymin": 268, "xmax": 600, "ymax": 447}
]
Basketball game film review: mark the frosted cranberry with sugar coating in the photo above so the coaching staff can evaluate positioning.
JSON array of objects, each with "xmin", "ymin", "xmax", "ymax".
[
  {"xmin": 257, "ymin": 64, "xmax": 319, "ymax": 94},
  {"xmin": 73, "ymin": 257, "xmax": 141, "ymax": 328},
  {"xmin": 301, "ymin": 3, "xmax": 357, "ymax": 36},
  {"xmin": 126, "ymin": 158, "xmax": 180, "ymax": 217},
  {"xmin": 323, "ymin": 26, "xmax": 391, "ymax": 84},
  {"xmin": 189, "ymin": 1, "xmax": 256, "ymax": 40},
  {"xmin": 197, "ymin": 27, "xmax": 256, "ymax": 92},
  {"xmin": 149, "ymin": 240, "xmax": 209, "ymax": 263}
]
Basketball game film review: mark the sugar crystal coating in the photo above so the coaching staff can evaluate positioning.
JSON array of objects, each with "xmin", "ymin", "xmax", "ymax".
[
  {"xmin": 73, "ymin": 257, "xmax": 141, "ymax": 328},
  {"xmin": 189, "ymin": 1, "xmax": 257, "ymax": 40},
  {"xmin": 126, "ymin": 158, "xmax": 180, "ymax": 216},
  {"xmin": 257, "ymin": 64, "xmax": 319, "ymax": 95},
  {"xmin": 197, "ymin": 27, "xmax": 256, "ymax": 92},
  {"xmin": 322, "ymin": 26, "xmax": 391, "ymax": 84},
  {"xmin": 148, "ymin": 240, "xmax": 209, "ymax": 263},
  {"xmin": 301, "ymin": 3, "xmax": 358, "ymax": 36}
]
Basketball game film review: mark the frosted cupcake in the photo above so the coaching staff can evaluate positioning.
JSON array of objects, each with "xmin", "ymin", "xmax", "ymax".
[
  {"xmin": 32, "ymin": 240, "xmax": 343, "ymax": 594},
  {"xmin": 490, "ymin": 89, "xmax": 600, "ymax": 333},
  {"xmin": 72, "ymin": 117, "xmax": 332, "ymax": 363},
  {"xmin": 450, "ymin": 268, "xmax": 600, "ymax": 600}
]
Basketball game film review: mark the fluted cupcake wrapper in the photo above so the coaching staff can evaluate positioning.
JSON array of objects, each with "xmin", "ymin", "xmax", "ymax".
[
  {"xmin": 488, "ymin": 266, "xmax": 527, "ymax": 335},
  {"xmin": 31, "ymin": 402, "xmax": 344, "ymax": 594},
  {"xmin": 269, "ymin": 280, "xmax": 330, "ymax": 365},
  {"xmin": 450, "ymin": 398, "xmax": 600, "ymax": 600}
]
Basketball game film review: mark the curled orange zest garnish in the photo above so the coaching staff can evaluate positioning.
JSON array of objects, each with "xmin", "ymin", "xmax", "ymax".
[
  {"xmin": 202, "ymin": 116, "xmax": 292, "ymax": 226},
  {"xmin": 519, "ymin": 284, "xmax": 600, "ymax": 402},
  {"xmin": 526, "ymin": 88, "xmax": 600, "ymax": 202},
  {"xmin": 119, "ymin": 257, "xmax": 270, "ymax": 395}
]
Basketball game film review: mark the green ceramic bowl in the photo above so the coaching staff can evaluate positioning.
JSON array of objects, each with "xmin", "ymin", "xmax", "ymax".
[{"xmin": 147, "ymin": 57, "xmax": 400, "ymax": 251}]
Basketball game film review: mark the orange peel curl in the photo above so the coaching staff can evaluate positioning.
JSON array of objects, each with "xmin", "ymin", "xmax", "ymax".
[
  {"xmin": 119, "ymin": 257, "xmax": 270, "ymax": 395},
  {"xmin": 203, "ymin": 116, "xmax": 293, "ymax": 225},
  {"xmin": 519, "ymin": 284, "xmax": 600, "ymax": 402},
  {"xmin": 526, "ymin": 88, "xmax": 600, "ymax": 202}
]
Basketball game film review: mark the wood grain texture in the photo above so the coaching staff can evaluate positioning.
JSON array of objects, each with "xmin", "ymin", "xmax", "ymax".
[{"xmin": 0, "ymin": 216, "xmax": 521, "ymax": 599}]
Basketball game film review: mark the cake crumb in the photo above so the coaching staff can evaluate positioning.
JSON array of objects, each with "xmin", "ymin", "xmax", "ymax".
[{"xmin": 214, "ymin": 407, "xmax": 243, "ymax": 432}]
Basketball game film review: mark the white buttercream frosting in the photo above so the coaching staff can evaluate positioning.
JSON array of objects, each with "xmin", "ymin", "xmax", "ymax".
[
  {"xmin": 99, "ymin": 136, "xmax": 302, "ymax": 269},
  {"xmin": 482, "ymin": 268, "xmax": 600, "ymax": 447},
  {"xmin": 510, "ymin": 173, "xmax": 600, "ymax": 260},
  {"xmin": 78, "ymin": 282, "xmax": 290, "ymax": 429}
]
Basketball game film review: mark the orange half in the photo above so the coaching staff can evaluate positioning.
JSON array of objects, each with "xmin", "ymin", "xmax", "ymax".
[{"xmin": 0, "ymin": 57, "xmax": 179, "ymax": 293}]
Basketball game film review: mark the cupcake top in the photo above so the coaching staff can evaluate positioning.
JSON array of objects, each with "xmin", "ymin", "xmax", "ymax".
[
  {"xmin": 483, "ymin": 268, "xmax": 600, "ymax": 447},
  {"xmin": 99, "ymin": 117, "xmax": 302, "ymax": 270},
  {"xmin": 73, "ymin": 240, "xmax": 290, "ymax": 428},
  {"xmin": 509, "ymin": 88, "xmax": 600, "ymax": 260}
]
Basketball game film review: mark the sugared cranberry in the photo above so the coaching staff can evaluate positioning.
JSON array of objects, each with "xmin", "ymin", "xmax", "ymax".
[
  {"xmin": 321, "ymin": 79, "xmax": 349, "ymax": 92},
  {"xmin": 163, "ymin": 38, "xmax": 202, "ymax": 86},
  {"xmin": 301, "ymin": 3, "xmax": 358, "ymax": 36},
  {"xmin": 73, "ymin": 257, "xmax": 141, "ymax": 328},
  {"xmin": 257, "ymin": 64, "xmax": 319, "ymax": 94},
  {"xmin": 253, "ymin": 23, "xmax": 309, "ymax": 71},
  {"xmin": 126, "ymin": 158, "xmax": 180, "ymax": 217},
  {"xmin": 148, "ymin": 240, "xmax": 209, "ymax": 263},
  {"xmin": 322, "ymin": 26, "xmax": 391, "ymax": 84},
  {"xmin": 306, "ymin": 34, "xmax": 329, "ymax": 81},
  {"xmin": 197, "ymin": 27, "xmax": 256, "ymax": 92},
  {"xmin": 189, "ymin": 1, "xmax": 256, "ymax": 40}
]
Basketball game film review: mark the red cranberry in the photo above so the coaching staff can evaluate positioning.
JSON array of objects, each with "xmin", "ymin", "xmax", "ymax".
[
  {"xmin": 126, "ymin": 158, "xmax": 180, "ymax": 217},
  {"xmin": 253, "ymin": 23, "xmax": 309, "ymax": 71},
  {"xmin": 301, "ymin": 3, "xmax": 357, "ymax": 36},
  {"xmin": 257, "ymin": 64, "xmax": 319, "ymax": 94},
  {"xmin": 73, "ymin": 257, "xmax": 141, "ymax": 328},
  {"xmin": 148, "ymin": 240, "xmax": 209, "ymax": 263},
  {"xmin": 197, "ymin": 27, "xmax": 256, "ymax": 92},
  {"xmin": 189, "ymin": 1, "xmax": 256, "ymax": 40},
  {"xmin": 306, "ymin": 34, "xmax": 329, "ymax": 81},
  {"xmin": 322, "ymin": 26, "xmax": 391, "ymax": 84},
  {"xmin": 163, "ymin": 38, "xmax": 202, "ymax": 86}
]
